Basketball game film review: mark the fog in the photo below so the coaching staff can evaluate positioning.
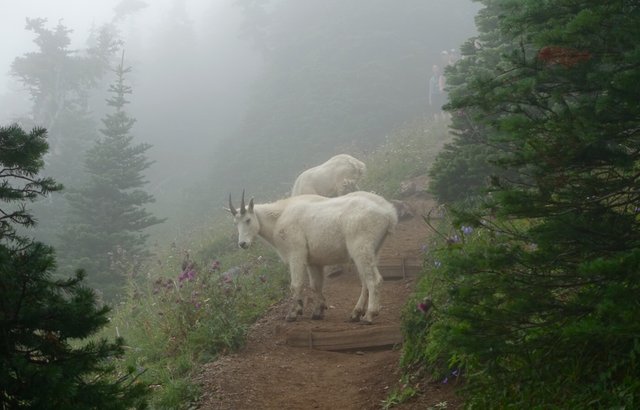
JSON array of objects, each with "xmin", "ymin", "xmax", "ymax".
[
  {"xmin": 0, "ymin": 0, "xmax": 479, "ymax": 241},
  {"xmin": 1, "ymin": 0, "xmax": 262, "ymax": 238}
]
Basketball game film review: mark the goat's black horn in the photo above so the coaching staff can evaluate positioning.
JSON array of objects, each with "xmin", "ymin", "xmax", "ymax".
[{"xmin": 229, "ymin": 194, "xmax": 237, "ymax": 216}]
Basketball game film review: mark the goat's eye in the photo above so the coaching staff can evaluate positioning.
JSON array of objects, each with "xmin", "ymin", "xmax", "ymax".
[{"xmin": 245, "ymin": 218, "xmax": 251, "ymax": 225}]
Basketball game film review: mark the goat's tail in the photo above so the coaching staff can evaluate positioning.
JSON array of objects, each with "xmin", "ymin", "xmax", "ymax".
[{"xmin": 375, "ymin": 209, "xmax": 398, "ymax": 254}]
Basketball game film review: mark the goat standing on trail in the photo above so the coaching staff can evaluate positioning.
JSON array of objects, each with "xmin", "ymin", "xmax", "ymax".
[
  {"xmin": 291, "ymin": 154, "xmax": 366, "ymax": 197},
  {"xmin": 228, "ymin": 191, "xmax": 397, "ymax": 324}
]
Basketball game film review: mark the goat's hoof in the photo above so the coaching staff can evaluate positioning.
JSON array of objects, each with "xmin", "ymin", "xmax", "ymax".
[
  {"xmin": 311, "ymin": 308, "xmax": 325, "ymax": 320},
  {"xmin": 349, "ymin": 309, "xmax": 365, "ymax": 322},
  {"xmin": 285, "ymin": 315, "xmax": 297, "ymax": 322},
  {"xmin": 312, "ymin": 304, "xmax": 327, "ymax": 320},
  {"xmin": 360, "ymin": 319, "xmax": 373, "ymax": 325}
]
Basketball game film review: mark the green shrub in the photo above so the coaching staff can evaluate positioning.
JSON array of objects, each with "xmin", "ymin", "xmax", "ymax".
[
  {"xmin": 407, "ymin": 1, "xmax": 640, "ymax": 407},
  {"xmin": 403, "ymin": 211, "xmax": 640, "ymax": 408},
  {"xmin": 400, "ymin": 213, "xmax": 467, "ymax": 382}
]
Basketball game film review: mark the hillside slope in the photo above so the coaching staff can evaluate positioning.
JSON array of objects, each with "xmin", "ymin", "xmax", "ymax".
[{"xmin": 195, "ymin": 198, "xmax": 460, "ymax": 409}]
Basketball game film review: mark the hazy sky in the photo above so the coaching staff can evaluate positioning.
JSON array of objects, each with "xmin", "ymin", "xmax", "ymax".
[
  {"xmin": 0, "ymin": 0, "xmax": 481, "ymax": 240},
  {"xmin": 0, "ymin": 0, "xmax": 225, "ymax": 95},
  {"xmin": 1, "ymin": 1, "xmax": 111, "ymax": 93}
]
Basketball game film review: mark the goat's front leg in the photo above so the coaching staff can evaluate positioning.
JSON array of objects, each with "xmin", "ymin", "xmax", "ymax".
[
  {"xmin": 307, "ymin": 265, "xmax": 326, "ymax": 320},
  {"xmin": 285, "ymin": 257, "xmax": 305, "ymax": 322}
]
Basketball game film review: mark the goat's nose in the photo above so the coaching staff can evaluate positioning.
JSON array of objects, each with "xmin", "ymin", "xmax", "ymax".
[{"xmin": 239, "ymin": 241, "xmax": 248, "ymax": 249}]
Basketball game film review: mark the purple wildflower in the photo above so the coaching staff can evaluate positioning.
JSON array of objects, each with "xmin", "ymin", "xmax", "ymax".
[
  {"xmin": 434, "ymin": 260, "xmax": 442, "ymax": 268},
  {"xmin": 461, "ymin": 225, "xmax": 473, "ymax": 235},
  {"xmin": 417, "ymin": 298, "xmax": 432, "ymax": 314},
  {"xmin": 209, "ymin": 260, "xmax": 221, "ymax": 272},
  {"xmin": 178, "ymin": 266, "xmax": 197, "ymax": 282},
  {"xmin": 420, "ymin": 244, "xmax": 428, "ymax": 254}
]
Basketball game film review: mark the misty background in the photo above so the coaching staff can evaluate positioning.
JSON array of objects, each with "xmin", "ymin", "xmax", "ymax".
[{"xmin": 0, "ymin": 0, "xmax": 479, "ymax": 244}]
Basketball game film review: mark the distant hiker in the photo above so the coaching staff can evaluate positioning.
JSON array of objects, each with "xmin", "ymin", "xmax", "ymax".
[{"xmin": 428, "ymin": 64, "xmax": 447, "ymax": 120}]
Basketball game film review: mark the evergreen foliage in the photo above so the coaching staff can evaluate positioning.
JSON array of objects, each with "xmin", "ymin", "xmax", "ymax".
[
  {"xmin": 0, "ymin": 125, "xmax": 61, "ymax": 243},
  {"xmin": 11, "ymin": 18, "xmax": 120, "ymax": 185},
  {"xmin": 59, "ymin": 55, "xmax": 164, "ymax": 301},
  {"xmin": 0, "ymin": 124, "xmax": 148, "ymax": 409},
  {"xmin": 428, "ymin": 5, "xmax": 512, "ymax": 205},
  {"xmin": 414, "ymin": 0, "xmax": 640, "ymax": 407},
  {"xmin": 10, "ymin": 19, "xmax": 121, "ymax": 247}
]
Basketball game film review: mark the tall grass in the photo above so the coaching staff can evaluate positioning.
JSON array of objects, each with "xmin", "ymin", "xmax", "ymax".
[
  {"xmin": 359, "ymin": 117, "xmax": 451, "ymax": 198},
  {"xmin": 97, "ymin": 217, "xmax": 288, "ymax": 408}
]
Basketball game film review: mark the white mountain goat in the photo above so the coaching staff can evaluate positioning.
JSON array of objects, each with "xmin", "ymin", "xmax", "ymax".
[
  {"xmin": 291, "ymin": 154, "xmax": 366, "ymax": 197},
  {"xmin": 228, "ymin": 190, "xmax": 398, "ymax": 324},
  {"xmin": 292, "ymin": 154, "xmax": 367, "ymax": 276}
]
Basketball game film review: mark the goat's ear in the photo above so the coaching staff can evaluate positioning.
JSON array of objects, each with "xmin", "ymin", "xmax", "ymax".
[{"xmin": 248, "ymin": 198, "xmax": 254, "ymax": 213}]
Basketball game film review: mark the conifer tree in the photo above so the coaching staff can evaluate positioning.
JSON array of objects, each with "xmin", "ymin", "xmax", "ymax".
[
  {"xmin": 59, "ymin": 53, "xmax": 164, "ymax": 300},
  {"xmin": 426, "ymin": 0, "xmax": 640, "ymax": 407},
  {"xmin": 0, "ymin": 124, "xmax": 148, "ymax": 409},
  {"xmin": 11, "ymin": 18, "xmax": 121, "ymax": 247},
  {"xmin": 428, "ymin": 3, "xmax": 514, "ymax": 204}
]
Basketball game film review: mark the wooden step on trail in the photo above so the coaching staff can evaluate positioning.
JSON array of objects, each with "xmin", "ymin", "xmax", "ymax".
[
  {"xmin": 378, "ymin": 257, "xmax": 422, "ymax": 279},
  {"xmin": 327, "ymin": 257, "xmax": 423, "ymax": 280},
  {"xmin": 283, "ymin": 325, "xmax": 402, "ymax": 351}
]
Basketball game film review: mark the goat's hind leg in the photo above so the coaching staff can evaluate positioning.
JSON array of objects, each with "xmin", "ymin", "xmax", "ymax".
[
  {"xmin": 361, "ymin": 265, "xmax": 383, "ymax": 324},
  {"xmin": 351, "ymin": 251, "xmax": 383, "ymax": 324},
  {"xmin": 349, "ymin": 281, "xmax": 368, "ymax": 322}
]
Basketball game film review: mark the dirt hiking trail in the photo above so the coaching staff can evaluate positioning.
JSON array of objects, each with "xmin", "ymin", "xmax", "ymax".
[{"xmin": 196, "ymin": 199, "xmax": 461, "ymax": 409}]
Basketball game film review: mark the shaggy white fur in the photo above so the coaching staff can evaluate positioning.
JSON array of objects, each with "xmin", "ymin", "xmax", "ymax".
[{"xmin": 291, "ymin": 154, "xmax": 366, "ymax": 197}]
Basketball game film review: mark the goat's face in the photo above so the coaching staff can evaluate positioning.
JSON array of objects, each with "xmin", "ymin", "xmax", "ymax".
[
  {"xmin": 341, "ymin": 178, "xmax": 359, "ymax": 195},
  {"xmin": 234, "ymin": 210, "xmax": 259, "ymax": 249},
  {"xmin": 228, "ymin": 192, "xmax": 259, "ymax": 249}
]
